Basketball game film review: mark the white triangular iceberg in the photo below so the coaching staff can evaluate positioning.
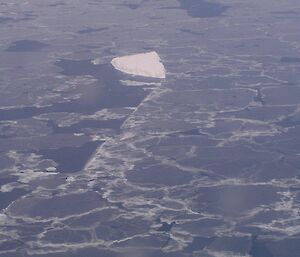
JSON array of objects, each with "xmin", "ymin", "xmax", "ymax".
[{"xmin": 111, "ymin": 51, "xmax": 166, "ymax": 79}]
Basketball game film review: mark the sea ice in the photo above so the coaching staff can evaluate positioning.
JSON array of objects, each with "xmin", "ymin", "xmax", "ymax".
[
  {"xmin": 111, "ymin": 51, "xmax": 166, "ymax": 79},
  {"xmin": 46, "ymin": 166, "xmax": 57, "ymax": 172}
]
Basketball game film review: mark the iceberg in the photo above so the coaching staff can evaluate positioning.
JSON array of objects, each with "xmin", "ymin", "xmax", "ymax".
[{"xmin": 111, "ymin": 51, "xmax": 166, "ymax": 79}]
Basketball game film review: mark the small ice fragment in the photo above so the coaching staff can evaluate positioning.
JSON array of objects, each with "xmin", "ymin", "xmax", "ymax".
[
  {"xmin": 111, "ymin": 51, "xmax": 166, "ymax": 79},
  {"xmin": 91, "ymin": 58, "xmax": 101, "ymax": 65},
  {"xmin": 74, "ymin": 133, "xmax": 85, "ymax": 136},
  {"xmin": 66, "ymin": 176, "xmax": 75, "ymax": 182},
  {"xmin": 46, "ymin": 167, "xmax": 57, "ymax": 172},
  {"xmin": 0, "ymin": 184, "xmax": 14, "ymax": 192}
]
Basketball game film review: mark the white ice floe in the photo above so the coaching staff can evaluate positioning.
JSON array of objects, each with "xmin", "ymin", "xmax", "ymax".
[{"xmin": 111, "ymin": 51, "xmax": 166, "ymax": 79}]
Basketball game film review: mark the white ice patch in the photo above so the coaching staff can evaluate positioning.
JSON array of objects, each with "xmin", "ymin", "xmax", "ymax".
[
  {"xmin": 120, "ymin": 80, "xmax": 161, "ymax": 87},
  {"xmin": 91, "ymin": 58, "xmax": 101, "ymax": 65},
  {"xmin": 111, "ymin": 51, "xmax": 166, "ymax": 79},
  {"xmin": 46, "ymin": 166, "xmax": 57, "ymax": 172}
]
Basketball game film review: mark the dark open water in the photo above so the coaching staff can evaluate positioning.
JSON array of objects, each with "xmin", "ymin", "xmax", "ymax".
[{"xmin": 0, "ymin": 0, "xmax": 300, "ymax": 256}]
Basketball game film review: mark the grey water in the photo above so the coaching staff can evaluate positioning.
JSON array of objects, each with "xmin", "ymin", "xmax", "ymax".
[
  {"xmin": 5, "ymin": 40, "xmax": 48, "ymax": 52},
  {"xmin": 0, "ymin": 61, "xmax": 147, "ymax": 120},
  {"xmin": 178, "ymin": 0, "xmax": 228, "ymax": 17},
  {"xmin": 38, "ymin": 141, "xmax": 102, "ymax": 173}
]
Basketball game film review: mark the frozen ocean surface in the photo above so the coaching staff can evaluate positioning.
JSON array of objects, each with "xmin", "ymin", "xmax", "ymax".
[{"xmin": 0, "ymin": 0, "xmax": 300, "ymax": 256}]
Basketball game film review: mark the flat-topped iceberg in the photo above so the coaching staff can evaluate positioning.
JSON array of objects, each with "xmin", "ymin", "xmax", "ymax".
[{"xmin": 111, "ymin": 51, "xmax": 166, "ymax": 79}]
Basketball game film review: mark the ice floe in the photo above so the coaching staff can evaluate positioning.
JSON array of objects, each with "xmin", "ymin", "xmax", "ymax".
[{"xmin": 111, "ymin": 51, "xmax": 166, "ymax": 79}]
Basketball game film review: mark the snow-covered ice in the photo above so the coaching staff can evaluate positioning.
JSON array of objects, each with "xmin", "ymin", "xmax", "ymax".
[{"xmin": 111, "ymin": 51, "xmax": 166, "ymax": 79}]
